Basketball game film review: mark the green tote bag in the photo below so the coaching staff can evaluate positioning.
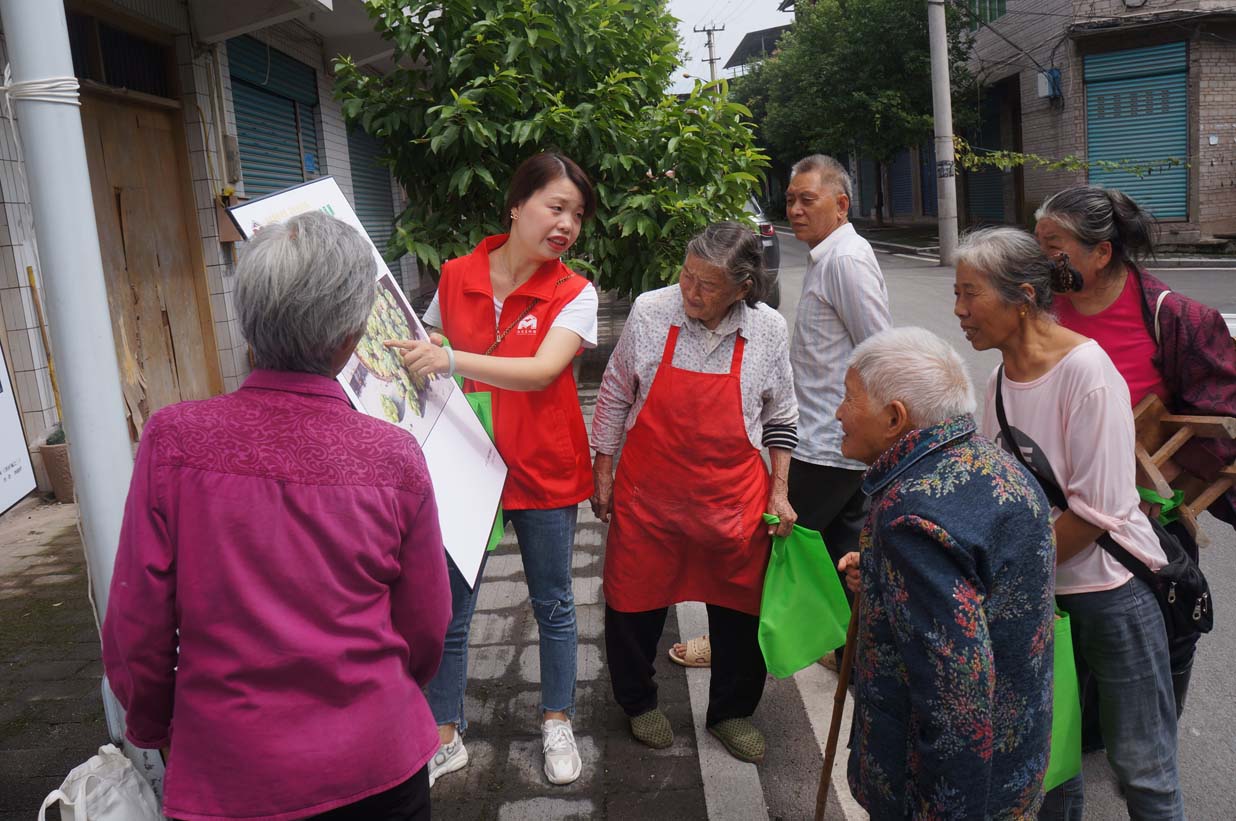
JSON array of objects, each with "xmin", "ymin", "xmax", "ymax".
[
  {"xmin": 757, "ymin": 514, "xmax": 851, "ymax": 679},
  {"xmin": 1044, "ymin": 609, "xmax": 1083, "ymax": 792}
]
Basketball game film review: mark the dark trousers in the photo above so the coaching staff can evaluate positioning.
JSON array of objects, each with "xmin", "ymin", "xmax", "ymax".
[
  {"xmin": 788, "ymin": 459, "xmax": 867, "ymax": 567},
  {"xmin": 605, "ymin": 603, "xmax": 766, "ymax": 727},
  {"xmin": 311, "ymin": 766, "xmax": 430, "ymax": 820},
  {"xmin": 789, "ymin": 459, "xmax": 867, "ymax": 665}
]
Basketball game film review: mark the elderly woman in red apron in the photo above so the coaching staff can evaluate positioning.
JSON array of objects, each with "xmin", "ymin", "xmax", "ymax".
[{"xmin": 590, "ymin": 221, "xmax": 798, "ymax": 763}]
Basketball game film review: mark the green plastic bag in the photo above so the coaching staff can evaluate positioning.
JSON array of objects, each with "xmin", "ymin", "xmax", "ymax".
[
  {"xmin": 462, "ymin": 390, "xmax": 505, "ymax": 553},
  {"xmin": 757, "ymin": 514, "xmax": 851, "ymax": 679},
  {"xmin": 447, "ymin": 339, "xmax": 504, "ymax": 553},
  {"xmin": 1137, "ymin": 486, "xmax": 1185, "ymax": 525},
  {"xmin": 1044, "ymin": 609, "xmax": 1082, "ymax": 792}
]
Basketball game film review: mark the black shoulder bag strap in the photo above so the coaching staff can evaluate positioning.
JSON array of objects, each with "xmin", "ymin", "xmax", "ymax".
[{"xmin": 993, "ymin": 366, "xmax": 1161, "ymax": 588}]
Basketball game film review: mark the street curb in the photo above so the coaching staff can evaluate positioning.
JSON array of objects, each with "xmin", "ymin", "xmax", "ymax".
[{"xmin": 867, "ymin": 240, "xmax": 939, "ymax": 259}]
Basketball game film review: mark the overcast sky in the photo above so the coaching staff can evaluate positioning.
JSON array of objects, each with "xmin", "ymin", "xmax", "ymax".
[{"xmin": 666, "ymin": 0, "xmax": 795, "ymax": 94}]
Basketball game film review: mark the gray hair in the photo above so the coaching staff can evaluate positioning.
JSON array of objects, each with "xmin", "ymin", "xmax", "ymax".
[
  {"xmin": 848, "ymin": 327, "xmax": 976, "ymax": 428},
  {"xmin": 236, "ymin": 211, "xmax": 377, "ymax": 376},
  {"xmin": 790, "ymin": 154, "xmax": 853, "ymax": 202},
  {"xmin": 956, "ymin": 226, "xmax": 1071, "ymax": 314},
  {"xmin": 685, "ymin": 221, "xmax": 770, "ymax": 307},
  {"xmin": 1035, "ymin": 185, "xmax": 1156, "ymax": 270}
]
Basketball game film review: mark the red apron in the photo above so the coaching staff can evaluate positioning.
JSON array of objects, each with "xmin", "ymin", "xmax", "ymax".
[{"xmin": 603, "ymin": 325, "xmax": 771, "ymax": 616}]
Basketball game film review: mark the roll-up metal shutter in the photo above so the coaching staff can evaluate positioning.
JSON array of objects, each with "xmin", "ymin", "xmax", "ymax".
[
  {"xmin": 227, "ymin": 36, "xmax": 319, "ymax": 198},
  {"xmin": 859, "ymin": 158, "xmax": 878, "ymax": 216},
  {"xmin": 966, "ymin": 95, "xmax": 1007, "ymax": 223},
  {"xmin": 1085, "ymin": 42, "xmax": 1187, "ymax": 220},
  {"xmin": 967, "ymin": 170, "xmax": 1004, "ymax": 222},
  {"xmin": 889, "ymin": 149, "xmax": 914, "ymax": 217},
  {"xmin": 348, "ymin": 128, "xmax": 397, "ymax": 258},
  {"xmin": 920, "ymin": 142, "xmax": 937, "ymax": 217}
]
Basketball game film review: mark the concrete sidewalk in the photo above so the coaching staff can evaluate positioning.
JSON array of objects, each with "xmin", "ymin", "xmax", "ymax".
[
  {"xmin": 0, "ymin": 498, "xmax": 105, "ymax": 821},
  {"xmin": 426, "ymin": 294, "xmax": 713, "ymax": 819}
]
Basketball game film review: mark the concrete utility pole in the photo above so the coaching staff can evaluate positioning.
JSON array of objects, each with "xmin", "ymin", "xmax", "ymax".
[
  {"xmin": 694, "ymin": 23, "xmax": 725, "ymax": 82},
  {"xmin": 0, "ymin": 0, "xmax": 135, "ymax": 716},
  {"xmin": 926, "ymin": 0, "xmax": 959, "ymax": 266}
]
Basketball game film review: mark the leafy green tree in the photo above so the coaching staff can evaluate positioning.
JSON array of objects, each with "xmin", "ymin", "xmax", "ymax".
[
  {"xmin": 732, "ymin": 0, "xmax": 973, "ymax": 223},
  {"xmin": 335, "ymin": 0, "xmax": 767, "ymax": 296}
]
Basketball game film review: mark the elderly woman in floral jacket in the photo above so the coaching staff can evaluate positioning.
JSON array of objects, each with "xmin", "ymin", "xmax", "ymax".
[{"xmin": 834, "ymin": 327, "xmax": 1056, "ymax": 820}]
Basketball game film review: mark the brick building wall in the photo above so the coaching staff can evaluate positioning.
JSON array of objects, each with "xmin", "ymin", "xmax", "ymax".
[
  {"xmin": 968, "ymin": 2, "xmax": 1236, "ymax": 239},
  {"xmin": 1195, "ymin": 31, "xmax": 1236, "ymax": 237},
  {"xmin": 970, "ymin": 1, "xmax": 1086, "ymax": 222}
]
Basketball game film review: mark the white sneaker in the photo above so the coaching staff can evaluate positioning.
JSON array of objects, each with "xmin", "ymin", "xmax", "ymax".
[
  {"xmin": 541, "ymin": 718, "xmax": 582, "ymax": 785},
  {"xmin": 428, "ymin": 732, "xmax": 469, "ymax": 788}
]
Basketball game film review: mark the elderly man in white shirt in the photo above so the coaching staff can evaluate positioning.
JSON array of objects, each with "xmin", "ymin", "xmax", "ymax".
[
  {"xmin": 786, "ymin": 155, "xmax": 891, "ymax": 625},
  {"xmin": 672, "ymin": 156, "xmax": 893, "ymax": 672}
]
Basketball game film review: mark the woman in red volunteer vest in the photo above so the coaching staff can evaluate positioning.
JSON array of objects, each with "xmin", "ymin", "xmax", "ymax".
[
  {"xmin": 391, "ymin": 153, "xmax": 597, "ymax": 787},
  {"xmin": 590, "ymin": 222, "xmax": 799, "ymax": 764}
]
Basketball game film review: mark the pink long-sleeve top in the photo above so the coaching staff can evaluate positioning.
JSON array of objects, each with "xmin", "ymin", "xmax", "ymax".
[{"xmin": 102, "ymin": 369, "xmax": 451, "ymax": 821}]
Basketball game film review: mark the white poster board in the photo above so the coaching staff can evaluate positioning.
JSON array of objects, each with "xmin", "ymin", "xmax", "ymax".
[
  {"xmin": 0, "ymin": 343, "xmax": 35, "ymax": 513},
  {"xmin": 229, "ymin": 178, "xmax": 505, "ymax": 587}
]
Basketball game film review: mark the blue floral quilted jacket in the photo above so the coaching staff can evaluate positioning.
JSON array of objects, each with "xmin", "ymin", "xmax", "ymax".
[{"xmin": 847, "ymin": 415, "xmax": 1056, "ymax": 820}]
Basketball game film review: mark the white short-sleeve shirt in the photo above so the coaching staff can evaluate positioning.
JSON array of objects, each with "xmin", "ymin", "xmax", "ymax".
[{"xmin": 422, "ymin": 283, "xmax": 599, "ymax": 349}]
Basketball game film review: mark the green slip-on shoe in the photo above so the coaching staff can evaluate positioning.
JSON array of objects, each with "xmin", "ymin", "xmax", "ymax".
[
  {"xmin": 707, "ymin": 718, "xmax": 765, "ymax": 764},
  {"xmin": 630, "ymin": 708, "xmax": 674, "ymax": 749}
]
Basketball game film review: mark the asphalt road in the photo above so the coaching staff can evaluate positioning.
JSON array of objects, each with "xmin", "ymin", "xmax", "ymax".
[{"xmin": 762, "ymin": 228, "xmax": 1236, "ymax": 820}]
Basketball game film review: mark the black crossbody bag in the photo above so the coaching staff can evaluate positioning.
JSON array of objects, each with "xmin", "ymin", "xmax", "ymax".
[{"xmin": 994, "ymin": 366, "xmax": 1213, "ymax": 640}]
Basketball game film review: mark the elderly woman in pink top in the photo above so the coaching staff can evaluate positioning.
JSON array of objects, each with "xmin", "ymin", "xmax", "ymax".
[
  {"xmin": 101, "ymin": 211, "xmax": 450, "ymax": 821},
  {"xmin": 954, "ymin": 226, "xmax": 1182, "ymax": 820}
]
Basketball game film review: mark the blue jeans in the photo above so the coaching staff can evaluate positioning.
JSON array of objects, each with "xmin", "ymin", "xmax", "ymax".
[
  {"xmin": 1039, "ymin": 576, "xmax": 1184, "ymax": 821},
  {"xmin": 424, "ymin": 506, "xmax": 578, "ymax": 732}
]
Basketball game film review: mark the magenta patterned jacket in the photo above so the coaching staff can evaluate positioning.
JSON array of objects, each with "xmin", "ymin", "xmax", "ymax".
[
  {"xmin": 102, "ymin": 370, "xmax": 451, "ymax": 821},
  {"xmin": 1133, "ymin": 267, "xmax": 1236, "ymax": 528}
]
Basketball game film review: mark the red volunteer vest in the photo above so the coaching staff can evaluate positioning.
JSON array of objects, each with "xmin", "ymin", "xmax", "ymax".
[{"xmin": 437, "ymin": 235, "xmax": 593, "ymax": 510}]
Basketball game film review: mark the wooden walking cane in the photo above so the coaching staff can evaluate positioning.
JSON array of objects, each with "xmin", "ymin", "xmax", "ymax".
[{"xmin": 814, "ymin": 591, "xmax": 862, "ymax": 821}]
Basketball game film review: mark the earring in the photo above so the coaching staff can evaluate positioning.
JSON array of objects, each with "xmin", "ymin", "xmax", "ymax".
[
  {"xmin": 1019, "ymin": 308, "xmax": 1027, "ymax": 317},
  {"xmin": 510, "ymin": 211, "xmax": 518, "ymax": 221}
]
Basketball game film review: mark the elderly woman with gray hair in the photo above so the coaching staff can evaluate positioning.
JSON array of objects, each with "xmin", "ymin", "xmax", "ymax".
[
  {"xmin": 954, "ymin": 226, "xmax": 1183, "ymax": 820},
  {"xmin": 833, "ymin": 326, "xmax": 1056, "ymax": 820},
  {"xmin": 102, "ymin": 211, "xmax": 450, "ymax": 821},
  {"xmin": 590, "ymin": 221, "xmax": 797, "ymax": 763}
]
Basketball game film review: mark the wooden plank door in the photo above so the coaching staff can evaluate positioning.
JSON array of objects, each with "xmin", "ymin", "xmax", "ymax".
[{"xmin": 80, "ymin": 92, "xmax": 222, "ymax": 437}]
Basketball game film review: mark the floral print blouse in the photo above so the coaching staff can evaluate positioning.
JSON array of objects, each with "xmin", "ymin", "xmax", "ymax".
[{"xmin": 847, "ymin": 414, "xmax": 1056, "ymax": 820}]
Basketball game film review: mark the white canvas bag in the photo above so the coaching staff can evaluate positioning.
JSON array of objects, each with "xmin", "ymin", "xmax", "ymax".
[{"xmin": 37, "ymin": 744, "xmax": 162, "ymax": 821}]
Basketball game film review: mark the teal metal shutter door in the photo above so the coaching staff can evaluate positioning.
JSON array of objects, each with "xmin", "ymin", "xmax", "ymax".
[
  {"xmin": 890, "ymin": 149, "xmax": 913, "ymax": 216},
  {"xmin": 227, "ymin": 36, "xmax": 319, "ymax": 197},
  {"xmin": 348, "ymin": 128, "xmax": 396, "ymax": 257},
  {"xmin": 1085, "ymin": 42, "xmax": 1187, "ymax": 220}
]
